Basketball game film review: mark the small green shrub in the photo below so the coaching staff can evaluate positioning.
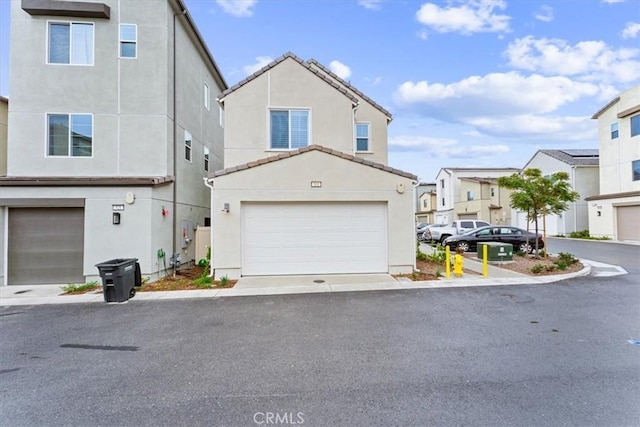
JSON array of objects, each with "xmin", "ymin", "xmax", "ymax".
[
  {"xmin": 219, "ymin": 275, "xmax": 230, "ymax": 287},
  {"xmin": 530, "ymin": 264, "xmax": 545, "ymax": 274},
  {"xmin": 426, "ymin": 244, "xmax": 447, "ymax": 263},
  {"xmin": 554, "ymin": 261, "xmax": 568, "ymax": 271},
  {"xmin": 557, "ymin": 252, "xmax": 578, "ymax": 265},
  {"xmin": 569, "ymin": 230, "xmax": 591, "ymax": 239},
  {"xmin": 545, "ymin": 264, "xmax": 557, "ymax": 272},
  {"xmin": 435, "ymin": 267, "xmax": 443, "ymax": 278},
  {"xmin": 193, "ymin": 275, "xmax": 212, "ymax": 288},
  {"xmin": 515, "ymin": 250, "xmax": 527, "ymax": 257},
  {"xmin": 61, "ymin": 281, "xmax": 101, "ymax": 294},
  {"xmin": 417, "ymin": 251, "xmax": 427, "ymax": 261}
]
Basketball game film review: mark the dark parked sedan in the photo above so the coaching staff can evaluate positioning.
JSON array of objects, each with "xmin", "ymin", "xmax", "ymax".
[{"xmin": 443, "ymin": 226, "xmax": 544, "ymax": 253}]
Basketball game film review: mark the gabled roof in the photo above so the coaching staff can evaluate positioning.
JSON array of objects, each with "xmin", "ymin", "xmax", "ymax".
[
  {"xmin": 534, "ymin": 149, "xmax": 599, "ymax": 166},
  {"xmin": 307, "ymin": 59, "xmax": 392, "ymax": 121},
  {"xmin": 217, "ymin": 52, "xmax": 358, "ymax": 105},
  {"xmin": 208, "ymin": 145, "xmax": 417, "ymax": 180},
  {"xmin": 459, "ymin": 177, "xmax": 499, "ymax": 184}
]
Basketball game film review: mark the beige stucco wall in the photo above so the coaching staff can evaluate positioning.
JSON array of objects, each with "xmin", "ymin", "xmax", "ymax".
[
  {"xmin": 595, "ymin": 85, "xmax": 640, "ymax": 195},
  {"xmin": 222, "ymin": 57, "xmax": 389, "ymax": 168},
  {"xmin": 587, "ymin": 195, "xmax": 640, "ymax": 239},
  {"xmin": 210, "ymin": 150, "xmax": 415, "ymax": 279}
]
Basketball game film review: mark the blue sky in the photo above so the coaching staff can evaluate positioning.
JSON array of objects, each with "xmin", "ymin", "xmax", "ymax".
[{"xmin": 1, "ymin": 0, "xmax": 639, "ymax": 181}]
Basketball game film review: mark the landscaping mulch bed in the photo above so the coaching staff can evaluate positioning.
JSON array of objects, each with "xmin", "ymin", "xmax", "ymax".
[{"xmin": 139, "ymin": 266, "xmax": 237, "ymax": 291}]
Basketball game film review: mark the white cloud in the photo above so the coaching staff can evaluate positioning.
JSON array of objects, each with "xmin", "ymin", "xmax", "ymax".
[
  {"xmin": 622, "ymin": 22, "xmax": 640, "ymax": 39},
  {"xmin": 415, "ymin": 0, "xmax": 511, "ymax": 35},
  {"xmin": 216, "ymin": 0, "xmax": 257, "ymax": 17},
  {"xmin": 358, "ymin": 0, "xmax": 383, "ymax": 10},
  {"xmin": 416, "ymin": 29, "xmax": 429, "ymax": 40},
  {"xmin": 505, "ymin": 36, "xmax": 640, "ymax": 83},
  {"xmin": 243, "ymin": 56, "xmax": 273, "ymax": 75},
  {"xmin": 389, "ymin": 135, "xmax": 509, "ymax": 158},
  {"xmin": 393, "ymin": 72, "xmax": 599, "ymax": 118},
  {"xmin": 467, "ymin": 115, "xmax": 595, "ymax": 140},
  {"xmin": 601, "ymin": 0, "xmax": 625, "ymax": 3},
  {"xmin": 534, "ymin": 5, "xmax": 554, "ymax": 22},
  {"xmin": 329, "ymin": 60, "xmax": 352, "ymax": 80}
]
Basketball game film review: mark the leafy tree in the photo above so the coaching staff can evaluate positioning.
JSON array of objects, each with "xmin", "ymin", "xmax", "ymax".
[{"xmin": 498, "ymin": 168, "xmax": 580, "ymax": 256}]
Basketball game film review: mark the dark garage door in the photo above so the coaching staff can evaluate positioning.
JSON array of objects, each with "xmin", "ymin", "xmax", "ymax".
[{"xmin": 8, "ymin": 208, "xmax": 84, "ymax": 285}]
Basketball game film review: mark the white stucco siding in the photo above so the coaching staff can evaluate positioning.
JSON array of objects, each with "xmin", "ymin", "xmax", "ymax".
[{"xmin": 210, "ymin": 150, "xmax": 415, "ymax": 279}]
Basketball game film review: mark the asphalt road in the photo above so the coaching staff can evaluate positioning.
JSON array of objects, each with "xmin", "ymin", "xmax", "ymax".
[
  {"xmin": 2, "ymin": 274, "xmax": 639, "ymax": 426},
  {"xmin": 546, "ymin": 237, "xmax": 640, "ymax": 274}
]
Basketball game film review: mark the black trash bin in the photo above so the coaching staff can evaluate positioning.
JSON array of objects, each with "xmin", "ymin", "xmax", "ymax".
[{"xmin": 95, "ymin": 258, "xmax": 138, "ymax": 303}]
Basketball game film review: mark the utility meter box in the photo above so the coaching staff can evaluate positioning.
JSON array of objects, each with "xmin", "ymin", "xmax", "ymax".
[{"xmin": 477, "ymin": 242, "xmax": 513, "ymax": 262}]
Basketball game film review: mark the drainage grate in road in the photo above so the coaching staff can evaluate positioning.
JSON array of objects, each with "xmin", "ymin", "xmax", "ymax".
[{"xmin": 60, "ymin": 344, "xmax": 139, "ymax": 352}]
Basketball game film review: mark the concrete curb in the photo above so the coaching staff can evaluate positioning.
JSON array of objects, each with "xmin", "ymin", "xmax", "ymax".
[{"xmin": 0, "ymin": 263, "xmax": 593, "ymax": 307}]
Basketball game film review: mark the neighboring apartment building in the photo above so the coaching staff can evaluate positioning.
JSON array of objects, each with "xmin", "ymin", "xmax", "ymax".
[
  {"xmin": 434, "ymin": 167, "xmax": 520, "ymax": 225},
  {"xmin": 206, "ymin": 53, "xmax": 417, "ymax": 279},
  {"xmin": 517, "ymin": 149, "xmax": 599, "ymax": 236},
  {"xmin": 457, "ymin": 177, "xmax": 513, "ymax": 225},
  {"xmin": 0, "ymin": 0, "xmax": 227, "ymax": 285},
  {"xmin": 416, "ymin": 185, "xmax": 437, "ymax": 224},
  {"xmin": 587, "ymin": 85, "xmax": 640, "ymax": 240}
]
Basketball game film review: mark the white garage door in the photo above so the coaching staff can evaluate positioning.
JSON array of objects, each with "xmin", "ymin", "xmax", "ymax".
[
  {"xmin": 617, "ymin": 205, "xmax": 640, "ymax": 241},
  {"xmin": 242, "ymin": 202, "xmax": 388, "ymax": 276}
]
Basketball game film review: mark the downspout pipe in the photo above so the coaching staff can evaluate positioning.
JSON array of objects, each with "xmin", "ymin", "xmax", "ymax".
[
  {"xmin": 203, "ymin": 177, "xmax": 214, "ymax": 278},
  {"xmin": 172, "ymin": 8, "xmax": 187, "ymax": 272},
  {"xmin": 412, "ymin": 179, "xmax": 421, "ymax": 271}
]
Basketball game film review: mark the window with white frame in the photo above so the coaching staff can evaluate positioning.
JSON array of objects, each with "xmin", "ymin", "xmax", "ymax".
[
  {"xmin": 270, "ymin": 109, "xmax": 309, "ymax": 149},
  {"xmin": 490, "ymin": 187, "xmax": 495, "ymax": 197},
  {"xmin": 467, "ymin": 190, "xmax": 474, "ymax": 201},
  {"xmin": 355, "ymin": 122, "xmax": 370, "ymax": 152},
  {"xmin": 631, "ymin": 115, "xmax": 640, "ymax": 138},
  {"xmin": 611, "ymin": 122, "xmax": 619, "ymax": 139},
  {"xmin": 119, "ymin": 24, "xmax": 137, "ymax": 58},
  {"xmin": 204, "ymin": 146, "xmax": 210, "ymax": 171},
  {"xmin": 47, "ymin": 113, "xmax": 93, "ymax": 157},
  {"xmin": 204, "ymin": 82, "xmax": 210, "ymax": 110},
  {"xmin": 48, "ymin": 22, "xmax": 94, "ymax": 65},
  {"xmin": 185, "ymin": 130, "xmax": 192, "ymax": 161}
]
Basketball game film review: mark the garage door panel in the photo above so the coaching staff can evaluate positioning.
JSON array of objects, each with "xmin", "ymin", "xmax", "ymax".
[
  {"xmin": 242, "ymin": 203, "xmax": 387, "ymax": 276},
  {"xmin": 617, "ymin": 205, "xmax": 640, "ymax": 241},
  {"xmin": 8, "ymin": 208, "xmax": 84, "ymax": 285}
]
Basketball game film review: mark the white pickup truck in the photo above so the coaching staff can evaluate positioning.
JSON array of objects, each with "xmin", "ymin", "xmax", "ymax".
[{"xmin": 424, "ymin": 220, "xmax": 492, "ymax": 244}]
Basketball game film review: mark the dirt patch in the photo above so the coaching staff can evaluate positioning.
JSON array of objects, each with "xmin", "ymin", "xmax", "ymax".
[{"xmin": 139, "ymin": 266, "xmax": 236, "ymax": 291}]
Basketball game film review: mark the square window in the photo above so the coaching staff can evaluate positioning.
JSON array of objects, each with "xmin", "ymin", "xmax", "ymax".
[
  {"xmin": 270, "ymin": 109, "xmax": 309, "ymax": 149},
  {"xmin": 47, "ymin": 113, "xmax": 92, "ymax": 157},
  {"xmin": 119, "ymin": 24, "xmax": 137, "ymax": 58},
  {"xmin": 632, "ymin": 160, "xmax": 640, "ymax": 181},
  {"xmin": 355, "ymin": 123, "xmax": 370, "ymax": 151},
  {"xmin": 185, "ymin": 130, "xmax": 192, "ymax": 162},
  {"xmin": 611, "ymin": 122, "xmax": 619, "ymax": 139},
  {"xmin": 631, "ymin": 115, "xmax": 640, "ymax": 137},
  {"xmin": 49, "ymin": 22, "xmax": 94, "ymax": 65}
]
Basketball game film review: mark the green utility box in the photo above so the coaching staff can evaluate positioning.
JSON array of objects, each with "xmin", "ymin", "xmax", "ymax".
[{"xmin": 477, "ymin": 242, "xmax": 513, "ymax": 262}]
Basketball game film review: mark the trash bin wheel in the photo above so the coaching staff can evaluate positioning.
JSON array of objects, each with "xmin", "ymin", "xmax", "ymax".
[{"xmin": 129, "ymin": 288, "xmax": 136, "ymax": 298}]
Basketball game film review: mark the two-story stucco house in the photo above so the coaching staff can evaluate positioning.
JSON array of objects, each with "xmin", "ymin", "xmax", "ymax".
[
  {"xmin": 517, "ymin": 149, "xmax": 599, "ymax": 236},
  {"xmin": 587, "ymin": 84, "xmax": 640, "ymax": 240},
  {"xmin": 206, "ymin": 53, "xmax": 417, "ymax": 279},
  {"xmin": 0, "ymin": 0, "xmax": 226, "ymax": 285},
  {"xmin": 415, "ymin": 182, "xmax": 436, "ymax": 224},
  {"xmin": 434, "ymin": 167, "xmax": 520, "ymax": 225}
]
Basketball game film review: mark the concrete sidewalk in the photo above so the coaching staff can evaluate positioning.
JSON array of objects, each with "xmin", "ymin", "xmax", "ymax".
[{"xmin": 0, "ymin": 252, "xmax": 593, "ymax": 306}]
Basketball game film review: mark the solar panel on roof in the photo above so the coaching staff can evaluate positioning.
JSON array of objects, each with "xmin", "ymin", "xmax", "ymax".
[{"xmin": 560, "ymin": 149, "xmax": 598, "ymax": 157}]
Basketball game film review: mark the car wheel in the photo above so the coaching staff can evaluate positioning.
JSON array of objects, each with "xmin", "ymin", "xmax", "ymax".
[
  {"xmin": 455, "ymin": 241, "xmax": 470, "ymax": 252},
  {"xmin": 440, "ymin": 235, "xmax": 451, "ymax": 244},
  {"xmin": 518, "ymin": 242, "xmax": 533, "ymax": 253}
]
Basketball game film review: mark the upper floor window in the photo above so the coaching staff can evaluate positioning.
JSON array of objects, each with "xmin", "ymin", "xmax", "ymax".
[
  {"xmin": 466, "ymin": 191, "xmax": 474, "ymax": 201},
  {"xmin": 440, "ymin": 179, "xmax": 444, "ymax": 189},
  {"xmin": 423, "ymin": 199, "xmax": 428, "ymax": 208},
  {"xmin": 203, "ymin": 82, "xmax": 210, "ymax": 110},
  {"xmin": 270, "ymin": 109, "xmax": 309, "ymax": 149},
  {"xmin": 185, "ymin": 130, "xmax": 192, "ymax": 162},
  {"xmin": 204, "ymin": 147, "xmax": 210, "ymax": 172},
  {"xmin": 631, "ymin": 115, "xmax": 640, "ymax": 138},
  {"xmin": 355, "ymin": 123, "xmax": 370, "ymax": 152},
  {"xmin": 633, "ymin": 160, "xmax": 640, "ymax": 181},
  {"xmin": 49, "ymin": 22, "xmax": 94, "ymax": 65},
  {"xmin": 47, "ymin": 113, "xmax": 92, "ymax": 157},
  {"xmin": 490, "ymin": 187, "xmax": 495, "ymax": 197},
  {"xmin": 611, "ymin": 122, "xmax": 619, "ymax": 139},
  {"xmin": 119, "ymin": 24, "xmax": 137, "ymax": 58}
]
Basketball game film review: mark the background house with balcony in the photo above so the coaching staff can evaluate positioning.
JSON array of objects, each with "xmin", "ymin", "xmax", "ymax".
[
  {"xmin": 456, "ymin": 177, "xmax": 513, "ymax": 225},
  {"xmin": 415, "ymin": 182, "xmax": 436, "ymax": 224},
  {"xmin": 434, "ymin": 167, "xmax": 520, "ymax": 225},
  {"xmin": 587, "ymin": 84, "xmax": 640, "ymax": 241},
  {"xmin": 514, "ymin": 149, "xmax": 599, "ymax": 236},
  {"xmin": 206, "ymin": 53, "xmax": 417, "ymax": 279},
  {"xmin": 0, "ymin": 0, "xmax": 226, "ymax": 285}
]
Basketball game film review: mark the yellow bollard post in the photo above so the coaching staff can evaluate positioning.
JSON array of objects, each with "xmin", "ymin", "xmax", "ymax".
[
  {"xmin": 445, "ymin": 246, "xmax": 451, "ymax": 279},
  {"xmin": 483, "ymin": 244, "xmax": 488, "ymax": 277}
]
